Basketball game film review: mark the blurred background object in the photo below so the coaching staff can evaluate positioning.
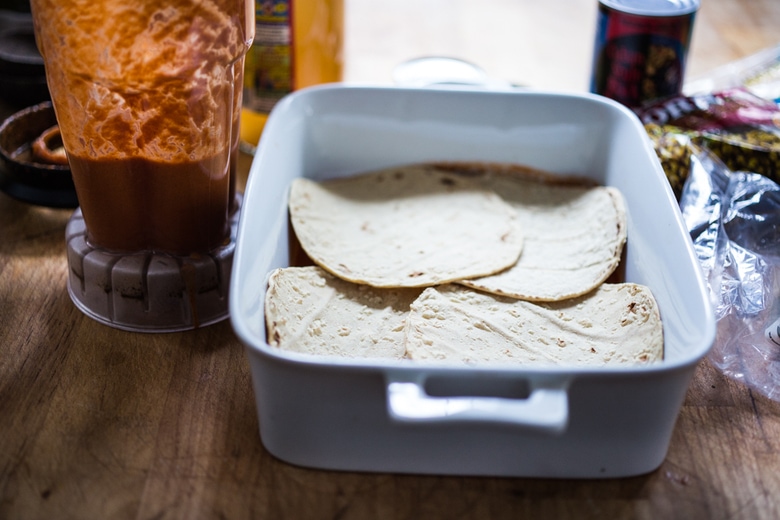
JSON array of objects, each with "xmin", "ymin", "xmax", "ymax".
[
  {"xmin": 589, "ymin": 0, "xmax": 699, "ymax": 109},
  {"xmin": 240, "ymin": 0, "xmax": 343, "ymax": 153},
  {"xmin": 0, "ymin": 0, "xmax": 49, "ymax": 108}
]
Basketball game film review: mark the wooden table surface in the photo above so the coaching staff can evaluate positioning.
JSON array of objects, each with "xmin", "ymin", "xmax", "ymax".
[{"xmin": 3, "ymin": 0, "xmax": 780, "ymax": 518}]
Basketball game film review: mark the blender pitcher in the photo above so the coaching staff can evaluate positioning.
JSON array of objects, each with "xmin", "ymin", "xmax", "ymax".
[{"xmin": 30, "ymin": 0, "xmax": 254, "ymax": 331}]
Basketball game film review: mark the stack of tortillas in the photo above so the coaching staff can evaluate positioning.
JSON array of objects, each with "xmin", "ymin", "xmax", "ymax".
[{"xmin": 265, "ymin": 163, "xmax": 664, "ymax": 366}]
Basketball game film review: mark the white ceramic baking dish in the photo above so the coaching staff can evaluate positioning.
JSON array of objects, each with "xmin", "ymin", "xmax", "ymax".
[{"xmin": 229, "ymin": 84, "xmax": 716, "ymax": 478}]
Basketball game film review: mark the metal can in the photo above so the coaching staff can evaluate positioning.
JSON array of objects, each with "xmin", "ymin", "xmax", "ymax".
[{"xmin": 590, "ymin": 0, "xmax": 699, "ymax": 109}]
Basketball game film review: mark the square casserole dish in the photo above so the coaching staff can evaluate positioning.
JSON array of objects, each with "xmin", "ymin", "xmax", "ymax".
[{"xmin": 230, "ymin": 84, "xmax": 716, "ymax": 478}]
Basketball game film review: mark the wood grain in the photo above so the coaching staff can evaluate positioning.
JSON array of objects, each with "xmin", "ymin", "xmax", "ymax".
[{"xmin": 3, "ymin": 0, "xmax": 780, "ymax": 518}]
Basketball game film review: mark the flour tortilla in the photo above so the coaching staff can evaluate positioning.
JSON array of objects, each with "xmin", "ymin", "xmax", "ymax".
[
  {"xmin": 456, "ymin": 167, "xmax": 627, "ymax": 301},
  {"xmin": 288, "ymin": 165, "xmax": 524, "ymax": 288},
  {"xmin": 404, "ymin": 283, "xmax": 663, "ymax": 366},
  {"xmin": 265, "ymin": 266, "xmax": 422, "ymax": 359}
]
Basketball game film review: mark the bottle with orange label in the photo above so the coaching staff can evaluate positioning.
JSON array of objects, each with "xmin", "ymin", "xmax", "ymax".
[{"xmin": 240, "ymin": 0, "xmax": 343, "ymax": 152}]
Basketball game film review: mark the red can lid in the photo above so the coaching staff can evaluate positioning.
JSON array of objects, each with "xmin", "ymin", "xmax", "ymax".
[{"xmin": 600, "ymin": 0, "xmax": 700, "ymax": 16}]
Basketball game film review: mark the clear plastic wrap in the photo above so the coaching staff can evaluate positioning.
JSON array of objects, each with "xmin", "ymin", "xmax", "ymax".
[
  {"xmin": 684, "ymin": 43, "xmax": 780, "ymax": 103},
  {"xmin": 679, "ymin": 145, "xmax": 780, "ymax": 400}
]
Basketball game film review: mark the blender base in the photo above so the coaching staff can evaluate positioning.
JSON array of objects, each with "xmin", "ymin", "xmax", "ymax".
[{"xmin": 65, "ymin": 196, "xmax": 240, "ymax": 333}]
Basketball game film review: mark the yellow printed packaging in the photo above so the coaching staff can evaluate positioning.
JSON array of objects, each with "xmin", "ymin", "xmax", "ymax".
[{"xmin": 241, "ymin": 0, "xmax": 343, "ymax": 151}]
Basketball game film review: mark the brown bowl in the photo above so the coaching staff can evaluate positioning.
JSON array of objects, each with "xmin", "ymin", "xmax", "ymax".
[{"xmin": 0, "ymin": 101, "xmax": 78, "ymax": 208}]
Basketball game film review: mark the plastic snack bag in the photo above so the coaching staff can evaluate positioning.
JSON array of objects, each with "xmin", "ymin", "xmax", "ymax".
[
  {"xmin": 638, "ymin": 87, "xmax": 780, "ymax": 199},
  {"xmin": 644, "ymin": 123, "xmax": 696, "ymax": 199}
]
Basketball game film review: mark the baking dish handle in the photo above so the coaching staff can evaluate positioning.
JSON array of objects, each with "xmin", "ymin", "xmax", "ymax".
[{"xmin": 386, "ymin": 381, "xmax": 569, "ymax": 434}]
